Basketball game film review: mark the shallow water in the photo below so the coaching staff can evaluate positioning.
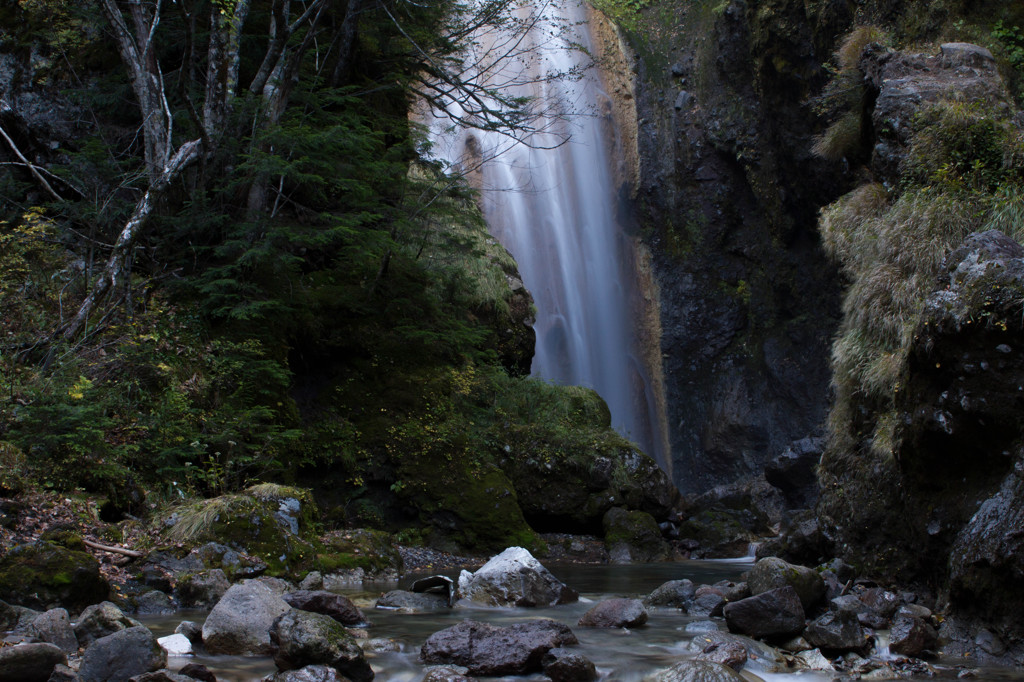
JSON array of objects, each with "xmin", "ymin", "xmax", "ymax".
[{"xmin": 139, "ymin": 560, "xmax": 1019, "ymax": 682}]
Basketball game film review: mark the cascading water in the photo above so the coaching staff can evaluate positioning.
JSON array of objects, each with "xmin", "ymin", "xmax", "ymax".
[{"xmin": 425, "ymin": 0, "xmax": 669, "ymax": 471}]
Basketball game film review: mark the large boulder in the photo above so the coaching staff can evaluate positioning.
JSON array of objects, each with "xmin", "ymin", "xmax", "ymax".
[
  {"xmin": 457, "ymin": 547, "xmax": 577, "ymax": 607},
  {"xmin": 0, "ymin": 541, "xmax": 109, "ymax": 612},
  {"xmin": 746, "ymin": 557, "xmax": 825, "ymax": 610},
  {"xmin": 506, "ymin": 439, "xmax": 679, "ymax": 534},
  {"xmin": 542, "ymin": 648, "xmax": 597, "ymax": 682},
  {"xmin": 0, "ymin": 642, "xmax": 67, "ymax": 682},
  {"xmin": 202, "ymin": 578, "xmax": 292, "ymax": 655},
  {"xmin": 316, "ymin": 530, "xmax": 403, "ymax": 583},
  {"xmin": 175, "ymin": 569, "xmax": 230, "ymax": 609},
  {"xmin": 644, "ymin": 579, "xmax": 696, "ymax": 609},
  {"xmin": 0, "ymin": 598, "xmax": 40, "ymax": 631},
  {"xmin": 375, "ymin": 590, "xmax": 450, "ymax": 612},
  {"xmin": 723, "ymin": 586, "xmax": 805, "ymax": 640},
  {"xmin": 948, "ymin": 468, "xmax": 1024, "ymax": 638},
  {"xmin": 78, "ymin": 626, "xmax": 166, "ymax": 682},
  {"xmin": 889, "ymin": 614, "xmax": 937, "ymax": 657},
  {"xmin": 577, "ymin": 598, "xmax": 648, "ymax": 628},
  {"xmin": 269, "ymin": 609, "xmax": 373, "ymax": 682},
  {"xmin": 162, "ymin": 485, "xmax": 319, "ymax": 578},
  {"xmin": 603, "ymin": 508, "xmax": 672, "ymax": 563},
  {"xmin": 283, "ymin": 590, "xmax": 366, "ymax": 627},
  {"xmin": 420, "ymin": 619, "xmax": 578, "ymax": 676},
  {"xmin": 75, "ymin": 602, "xmax": 144, "ymax": 648},
  {"xmin": 803, "ymin": 610, "xmax": 864, "ymax": 651},
  {"xmin": 27, "ymin": 608, "xmax": 78, "ymax": 653},
  {"xmin": 763, "ymin": 437, "xmax": 823, "ymax": 509}
]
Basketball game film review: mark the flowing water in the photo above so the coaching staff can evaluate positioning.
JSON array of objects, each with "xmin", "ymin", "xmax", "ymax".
[
  {"xmin": 141, "ymin": 559, "xmax": 786, "ymax": 681},
  {"xmin": 423, "ymin": 0, "xmax": 669, "ymax": 470},
  {"xmin": 138, "ymin": 559, "xmax": 1021, "ymax": 681}
]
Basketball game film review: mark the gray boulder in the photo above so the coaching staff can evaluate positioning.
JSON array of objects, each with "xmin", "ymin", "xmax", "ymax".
[
  {"xmin": 889, "ymin": 615, "xmax": 937, "ymax": 657},
  {"xmin": 133, "ymin": 591, "xmax": 175, "ymax": 615},
  {"xmin": 803, "ymin": 610, "xmax": 864, "ymax": 651},
  {"xmin": 643, "ymin": 659, "xmax": 745, "ymax": 682},
  {"xmin": 375, "ymin": 590, "xmax": 449, "ymax": 612},
  {"xmin": 457, "ymin": 547, "xmax": 577, "ymax": 607},
  {"xmin": 688, "ymin": 589, "xmax": 725, "ymax": 618},
  {"xmin": 283, "ymin": 590, "xmax": 366, "ymax": 626},
  {"xmin": 420, "ymin": 619, "xmax": 578, "ymax": 676},
  {"xmin": 79, "ymin": 626, "xmax": 166, "ymax": 682},
  {"xmin": 0, "ymin": 642, "xmax": 67, "ymax": 682},
  {"xmin": 747, "ymin": 557, "xmax": 824, "ymax": 610},
  {"xmin": 27, "ymin": 608, "xmax": 77, "ymax": 653},
  {"xmin": 269, "ymin": 609, "xmax": 373, "ymax": 682},
  {"xmin": 831, "ymin": 594, "xmax": 887, "ymax": 630},
  {"xmin": 578, "ymin": 598, "xmax": 647, "ymax": 628},
  {"xmin": 686, "ymin": 631, "xmax": 786, "ymax": 672},
  {"xmin": 74, "ymin": 602, "xmax": 143, "ymax": 648},
  {"xmin": 175, "ymin": 569, "xmax": 230, "ymax": 609},
  {"xmin": 202, "ymin": 578, "xmax": 291, "ymax": 655},
  {"xmin": 542, "ymin": 648, "xmax": 597, "ymax": 682},
  {"xmin": 694, "ymin": 638, "xmax": 747, "ymax": 671},
  {"xmin": 644, "ymin": 579, "xmax": 696, "ymax": 608},
  {"xmin": 723, "ymin": 586, "xmax": 805, "ymax": 640},
  {"xmin": 0, "ymin": 599, "xmax": 40, "ymax": 631}
]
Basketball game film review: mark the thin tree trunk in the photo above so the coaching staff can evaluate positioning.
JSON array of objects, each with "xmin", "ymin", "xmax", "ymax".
[
  {"xmin": 329, "ymin": 0, "xmax": 364, "ymax": 87},
  {"xmin": 64, "ymin": 139, "xmax": 201, "ymax": 340}
]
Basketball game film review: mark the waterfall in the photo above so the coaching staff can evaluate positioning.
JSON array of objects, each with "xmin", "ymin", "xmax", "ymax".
[{"xmin": 424, "ymin": 0, "xmax": 669, "ymax": 472}]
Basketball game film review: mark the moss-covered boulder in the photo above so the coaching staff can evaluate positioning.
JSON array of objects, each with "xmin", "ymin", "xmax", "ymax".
[
  {"xmin": 317, "ymin": 529, "xmax": 402, "ymax": 580},
  {"xmin": 163, "ymin": 485, "xmax": 320, "ymax": 578},
  {"xmin": 0, "ymin": 541, "xmax": 109, "ymax": 612},
  {"xmin": 677, "ymin": 509, "xmax": 757, "ymax": 559},
  {"xmin": 603, "ymin": 507, "xmax": 672, "ymax": 564},
  {"xmin": 498, "ymin": 388, "xmax": 678, "ymax": 534},
  {"xmin": 396, "ymin": 454, "xmax": 540, "ymax": 553}
]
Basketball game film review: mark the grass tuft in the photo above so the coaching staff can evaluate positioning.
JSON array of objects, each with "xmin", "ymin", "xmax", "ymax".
[{"xmin": 837, "ymin": 25, "xmax": 889, "ymax": 71}]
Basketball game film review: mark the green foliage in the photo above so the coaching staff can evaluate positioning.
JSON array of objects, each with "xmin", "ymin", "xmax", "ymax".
[
  {"xmin": 589, "ymin": 0, "xmax": 651, "ymax": 30},
  {"xmin": 993, "ymin": 20, "xmax": 1024, "ymax": 71}
]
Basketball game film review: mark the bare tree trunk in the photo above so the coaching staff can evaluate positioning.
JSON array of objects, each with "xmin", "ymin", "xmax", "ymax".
[{"xmin": 64, "ymin": 140, "xmax": 201, "ymax": 340}]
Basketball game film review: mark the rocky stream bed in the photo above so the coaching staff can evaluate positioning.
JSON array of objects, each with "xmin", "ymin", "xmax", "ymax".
[{"xmin": 2, "ymin": 544, "xmax": 1018, "ymax": 682}]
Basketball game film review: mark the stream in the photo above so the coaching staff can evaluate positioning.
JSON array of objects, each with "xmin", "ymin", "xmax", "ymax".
[
  {"xmin": 138, "ymin": 559, "xmax": 816, "ymax": 681},
  {"xmin": 140, "ymin": 559, "xmax": 777, "ymax": 681}
]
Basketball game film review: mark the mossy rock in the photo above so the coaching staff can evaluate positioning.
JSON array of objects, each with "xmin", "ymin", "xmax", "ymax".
[
  {"xmin": 396, "ymin": 455, "xmax": 540, "ymax": 553},
  {"xmin": 603, "ymin": 507, "xmax": 672, "ymax": 563},
  {"xmin": 163, "ymin": 485, "xmax": 321, "ymax": 579},
  {"xmin": 677, "ymin": 508, "xmax": 757, "ymax": 558},
  {"xmin": 506, "ymin": 442, "xmax": 678, "ymax": 534},
  {"xmin": 0, "ymin": 541, "xmax": 109, "ymax": 612},
  {"xmin": 39, "ymin": 529, "xmax": 87, "ymax": 552},
  {"xmin": 318, "ymin": 529, "xmax": 403, "ymax": 576}
]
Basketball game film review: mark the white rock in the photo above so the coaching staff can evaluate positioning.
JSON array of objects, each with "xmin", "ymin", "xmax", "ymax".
[
  {"xmin": 457, "ymin": 546, "xmax": 577, "ymax": 607},
  {"xmin": 157, "ymin": 633, "xmax": 193, "ymax": 656}
]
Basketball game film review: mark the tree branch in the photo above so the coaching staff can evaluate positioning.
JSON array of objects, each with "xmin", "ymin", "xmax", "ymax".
[{"xmin": 0, "ymin": 122, "xmax": 64, "ymax": 202}]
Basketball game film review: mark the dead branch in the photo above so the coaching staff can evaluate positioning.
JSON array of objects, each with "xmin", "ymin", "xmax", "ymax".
[{"xmin": 83, "ymin": 537, "xmax": 145, "ymax": 558}]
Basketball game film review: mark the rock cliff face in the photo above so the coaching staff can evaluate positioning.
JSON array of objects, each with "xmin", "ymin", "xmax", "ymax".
[
  {"xmin": 811, "ymin": 33, "xmax": 1024, "ymax": 659},
  {"xmin": 621, "ymin": 0, "xmax": 850, "ymax": 493}
]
